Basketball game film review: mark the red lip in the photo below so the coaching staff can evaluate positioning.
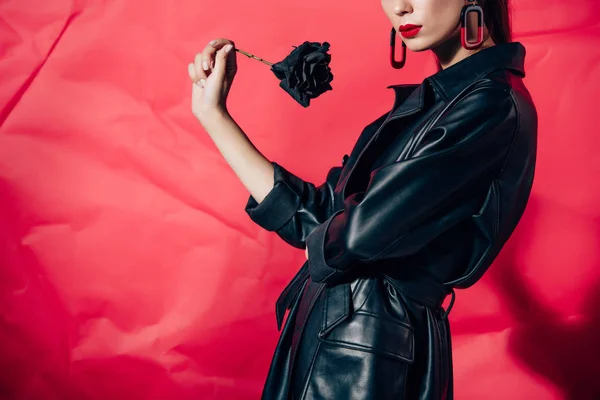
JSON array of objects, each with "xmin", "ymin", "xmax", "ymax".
[{"xmin": 398, "ymin": 24, "xmax": 422, "ymax": 38}]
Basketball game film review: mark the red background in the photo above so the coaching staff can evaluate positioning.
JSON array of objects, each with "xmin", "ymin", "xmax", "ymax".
[{"xmin": 1, "ymin": 0, "xmax": 599, "ymax": 399}]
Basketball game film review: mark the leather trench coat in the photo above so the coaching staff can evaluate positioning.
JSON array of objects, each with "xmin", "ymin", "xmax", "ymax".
[{"xmin": 245, "ymin": 42, "xmax": 537, "ymax": 399}]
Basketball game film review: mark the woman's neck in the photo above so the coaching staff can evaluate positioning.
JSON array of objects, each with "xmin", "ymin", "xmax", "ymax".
[{"xmin": 433, "ymin": 33, "xmax": 496, "ymax": 69}]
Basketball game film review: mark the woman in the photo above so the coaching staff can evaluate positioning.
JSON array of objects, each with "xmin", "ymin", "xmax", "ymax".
[{"xmin": 187, "ymin": 0, "xmax": 537, "ymax": 398}]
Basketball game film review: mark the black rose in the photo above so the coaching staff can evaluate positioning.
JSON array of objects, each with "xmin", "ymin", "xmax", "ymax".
[{"xmin": 270, "ymin": 41, "xmax": 334, "ymax": 107}]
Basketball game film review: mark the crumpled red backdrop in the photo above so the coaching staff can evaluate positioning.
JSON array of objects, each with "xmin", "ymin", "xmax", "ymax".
[{"xmin": 1, "ymin": 0, "xmax": 599, "ymax": 399}]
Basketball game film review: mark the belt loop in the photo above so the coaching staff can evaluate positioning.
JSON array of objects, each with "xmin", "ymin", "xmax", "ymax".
[{"xmin": 440, "ymin": 288, "xmax": 456, "ymax": 319}]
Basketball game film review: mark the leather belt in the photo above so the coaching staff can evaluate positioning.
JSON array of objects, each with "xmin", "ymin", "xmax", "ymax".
[
  {"xmin": 275, "ymin": 261, "xmax": 456, "ymax": 331},
  {"xmin": 383, "ymin": 272, "xmax": 456, "ymax": 319},
  {"xmin": 275, "ymin": 261, "xmax": 310, "ymax": 331}
]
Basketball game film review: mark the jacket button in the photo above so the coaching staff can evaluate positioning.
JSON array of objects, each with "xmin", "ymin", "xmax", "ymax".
[{"xmin": 342, "ymin": 154, "xmax": 349, "ymax": 166}]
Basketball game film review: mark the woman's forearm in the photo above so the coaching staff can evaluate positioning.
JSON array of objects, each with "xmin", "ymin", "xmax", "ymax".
[{"xmin": 198, "ymin": 110, "xmax": 275, "ymax": 204}]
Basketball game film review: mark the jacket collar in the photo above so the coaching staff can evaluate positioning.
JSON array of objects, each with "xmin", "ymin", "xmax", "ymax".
[{"xmin": 386, "ymin": 42, "xmax": 526, "ymax": 116}]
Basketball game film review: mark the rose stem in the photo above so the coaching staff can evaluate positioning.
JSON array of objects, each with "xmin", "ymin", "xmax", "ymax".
[{"xmin": 234, "ymin": 49, "xmax": 274, "ymax": 66}]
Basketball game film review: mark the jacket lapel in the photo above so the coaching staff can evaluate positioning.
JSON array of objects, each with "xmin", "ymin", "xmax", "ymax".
[{"xmin": 337, "ymin": 82, "xmax": 427, "ymax": 202}]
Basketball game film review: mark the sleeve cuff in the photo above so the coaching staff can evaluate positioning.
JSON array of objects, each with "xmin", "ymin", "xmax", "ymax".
[
  {"xmin": 244, "ymin": 161, "xmax": 304, "ymax": 232},
  {"xmin": 306, "ymin": 210, "xmax": 343, "ymax": 283}
]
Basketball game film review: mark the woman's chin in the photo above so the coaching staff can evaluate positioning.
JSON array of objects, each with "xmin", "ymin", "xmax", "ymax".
[{"xmin": 404, "ymin": 39, "xmax": 432, "ymax": 52}]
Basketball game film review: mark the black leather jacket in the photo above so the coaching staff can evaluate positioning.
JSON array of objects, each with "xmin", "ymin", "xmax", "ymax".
[{"xmin": 245, "ymin": 42, "xmax": 537, "ymax": 399}]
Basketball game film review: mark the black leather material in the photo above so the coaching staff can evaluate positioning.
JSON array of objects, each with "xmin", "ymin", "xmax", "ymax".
[{"xmin": 245, "ymin": 42, "xmax": 537, "ymax": 400}]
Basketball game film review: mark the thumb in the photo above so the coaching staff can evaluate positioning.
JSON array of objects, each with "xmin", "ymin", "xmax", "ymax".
[{"xmin": 213, "ymin": 44, "xmax": 234, "ymax": 81}]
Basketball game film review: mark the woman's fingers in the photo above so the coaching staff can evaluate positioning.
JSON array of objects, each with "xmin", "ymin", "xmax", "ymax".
[
  {"xmin": 189, "ymin": 39, "xmax": 235, "ymax": 87},
  {"xmin": 194, "ymin": 52, "xmax": 208, "ymax": 81},
  {"xmin": 188, "ymin": 63, "xmax": 205, "ymax": 88},
  {"xmin": 202, "ymin": 38, "xmax": 234, "ymax": 70},
  {"xmin": 207, "ymin": 38, "xmax": 234, "ymax": 50},
  {"xmin": 212, "ymin": 44, "xmax": 234, "ymax": 81},
  {"xmin": 188, "ymin": 63, "xmax": 196, "ymax": 81},
  {"xmin": 193, "ymin": 40, "xmax": 227, "ymax": 82}
]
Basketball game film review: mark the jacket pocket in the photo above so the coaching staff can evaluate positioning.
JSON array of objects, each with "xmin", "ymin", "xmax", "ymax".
[
  {"xmin": 317, "ymin": 310, "xmax": 414, "ymax": 363},
  {"xmin": 300, "ymin": 281, "xmax": 413, "ymax": 399}
]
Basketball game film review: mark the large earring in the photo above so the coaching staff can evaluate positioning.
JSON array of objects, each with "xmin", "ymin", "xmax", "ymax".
[
  {"xmin": 460, "ymin": 0, "xmax": 484, "ymax": 49},
  {"xmin": 390, "ymin": 27, "xmax": 407, "ymax": 69}
]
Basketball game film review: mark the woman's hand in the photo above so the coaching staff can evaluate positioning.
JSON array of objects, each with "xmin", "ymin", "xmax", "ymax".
[
  {"xmin": 188, "ymin": 38, "xmax": 238, "ymax": 122},
  {"xmin": 305, "ymin": 248, "xmax": 309, "ymax": 260}
]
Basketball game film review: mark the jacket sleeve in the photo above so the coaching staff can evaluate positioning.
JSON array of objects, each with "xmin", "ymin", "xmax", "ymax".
[
  {"xmin": 244, "ymin": 161, "xmax": 343, "ymax": 249},
  {"xmin": 305, "ymin": 86, "xmax": 519, "ymax": 284}
]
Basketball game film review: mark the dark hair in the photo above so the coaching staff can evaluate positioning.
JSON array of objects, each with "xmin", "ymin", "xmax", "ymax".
[{"xmin": 482, "ymin": 0, "xmax": 512, "ymax": 44}]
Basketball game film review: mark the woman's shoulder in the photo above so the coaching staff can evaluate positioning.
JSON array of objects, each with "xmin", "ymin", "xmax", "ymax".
[
  {"xmin": 468, "ymin": 70, "xmax": 537, "ymax": 127},
  {"xmin": 443, "ymin": 67, "xmax": 535, "ymax": 126}
]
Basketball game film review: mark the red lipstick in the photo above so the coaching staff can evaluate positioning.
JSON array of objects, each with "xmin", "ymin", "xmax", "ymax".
[{"xmin": 398, "ymin": 24, "xmax": 422, "ymax": 38}]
